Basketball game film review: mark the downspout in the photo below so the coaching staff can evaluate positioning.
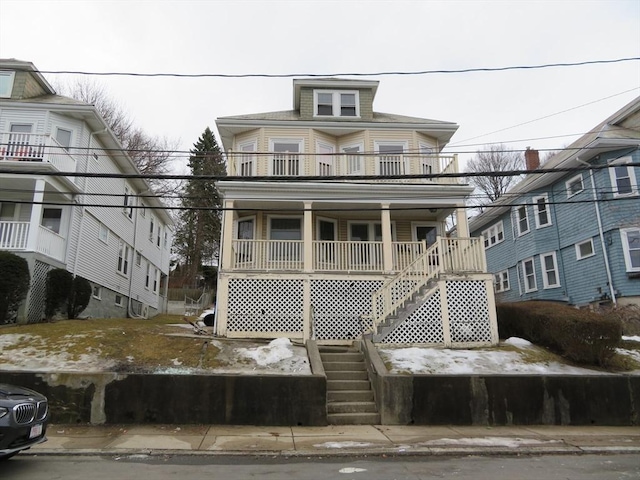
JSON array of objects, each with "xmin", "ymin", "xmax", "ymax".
[
  {"xmin": 577, "ymin": 158, "xmax": 616, "ymax": 305},
  {"xmin": 127, "ymin": 189, "xmax": 144, "ymax": 318}
]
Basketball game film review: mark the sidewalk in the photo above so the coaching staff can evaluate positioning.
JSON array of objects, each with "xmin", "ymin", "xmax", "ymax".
[{"xmin": 28, "ymin": 424, "xmax": 640, "ymax": 457}]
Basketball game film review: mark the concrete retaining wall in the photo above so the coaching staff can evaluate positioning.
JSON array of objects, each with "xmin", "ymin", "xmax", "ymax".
[{"xmin": 0, "ymin": 371, "xmax": 327, "ymax": 426}]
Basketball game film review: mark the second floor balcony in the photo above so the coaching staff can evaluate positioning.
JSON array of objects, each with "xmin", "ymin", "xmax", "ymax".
[
  {"xmin": 0, "ymin": 132, "xmax": 77, "ymax": 173},
  {"xmin": 0, "ymin": 220, "xmax": 66, "ymax": 262},
  {"xmin": 227, "ymin": 152, "xmax": 460, "ymax": 184}
]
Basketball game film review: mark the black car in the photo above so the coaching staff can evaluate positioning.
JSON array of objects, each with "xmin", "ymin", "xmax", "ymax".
[{"xmin": 0, "ymin": 384, "xmax": 48, "ymax": 460}]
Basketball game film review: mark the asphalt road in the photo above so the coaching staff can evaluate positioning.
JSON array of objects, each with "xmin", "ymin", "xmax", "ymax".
[{"xmin": 3, "ymin": 453, "xmax": 640, "ymax": 479}]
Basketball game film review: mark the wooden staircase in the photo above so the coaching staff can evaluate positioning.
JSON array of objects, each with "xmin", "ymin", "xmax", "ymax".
[{"xmin": 319, "ymin": 345, "xmax": 380, "ymax": 425}]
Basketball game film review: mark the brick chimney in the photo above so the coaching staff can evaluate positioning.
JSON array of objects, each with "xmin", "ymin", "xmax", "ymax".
[{"xmin": 525, "ymin": 147, "xmax": 540, "ymax": 171}]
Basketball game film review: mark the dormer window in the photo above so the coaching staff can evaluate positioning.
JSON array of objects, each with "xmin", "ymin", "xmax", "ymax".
[
  {"xmin": 0, "ymin": 71, "xmax": 15, "ymax": 98},
  {"xmin": 314, "ymin": 90, "xmax": 359, "ymax": 117}
]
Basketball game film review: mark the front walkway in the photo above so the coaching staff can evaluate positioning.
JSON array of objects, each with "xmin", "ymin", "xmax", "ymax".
[{"xmin": 31, "ymin": 424, "xmax": 640, "ymax": 457}]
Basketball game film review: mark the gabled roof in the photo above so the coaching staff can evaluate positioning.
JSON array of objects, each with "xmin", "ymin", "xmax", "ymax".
[{"xmin": 469, "ymin": 95, "xmax": 640, "ymax": 232}]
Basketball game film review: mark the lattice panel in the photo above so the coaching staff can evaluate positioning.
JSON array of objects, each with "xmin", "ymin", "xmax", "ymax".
[
  {"xmin": 446, "ymin": 280, "xmax": 492, "ymax": 344},
  {"xmin": 27, "ymin": 261, "xmax": 51, "ymax": 324},
  {"xmin": 381, "ymin": 290, "xmax": 444, "ymax": 344},
  {"xmin": 227, "ymin": 278, "xmax": 304, "ymax": 333},
  {"xmin": 311, "ymin": 279, "xmax": 383, "ymax": 340}
]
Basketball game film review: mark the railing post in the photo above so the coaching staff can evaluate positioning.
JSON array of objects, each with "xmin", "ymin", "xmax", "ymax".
[
  {"xmin": 381, "ymin": 203, "xmax": 394, "ymax": 272},
  {"xmin": 455, "ymin": 204, "xmax": 469, "ymax": 238},
  {"xmin": 304, "ymin": 201, "xmax": 313, "ymax": 272},
  {"xmin": 26, "ymin": 179, "xmax": 45, "ymax": 252},
  {"xmin": 221, "ymin": 200, "xmax": 235, "ymax": 270}
]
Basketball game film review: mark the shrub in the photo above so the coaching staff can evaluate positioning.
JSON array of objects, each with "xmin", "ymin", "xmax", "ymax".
[
  {"xmin": 496, "ymin": 301, "xmax": 622, "ymax": 366},
  {"xmin": 44, "ymin": 268, "xmax": 73, "ymax": 320},
  {"xmin": 0, "ymin": 251, "xmax": 30, "ymax": 324},
  {"xmin": 67, "ymin": 276, "xmax": 92, "ymax": 319}
]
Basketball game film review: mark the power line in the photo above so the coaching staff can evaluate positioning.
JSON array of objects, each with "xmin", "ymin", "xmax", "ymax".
[{"xmin": 37, "ymin": 57, "xmax": 640, "ymax": 79}]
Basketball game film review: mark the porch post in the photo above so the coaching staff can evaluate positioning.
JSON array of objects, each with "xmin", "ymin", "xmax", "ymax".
[
  {"xmin": 455, "ymin": 204, "xmax": 469, "ymax": 238},
  {"xmin": 220, "ymin": 199, "xmax": 235, "ymax": 270},
  {"xmin": 303, "ymin": 201, "xmax": 313, "ymax": 272},
  {"xmin": 26, "ymin": 178, "xmax": 45, "ymax": 251},
  {"xmin": 381, "ymin": 202, "xmax": 393, "ymax": 272}
]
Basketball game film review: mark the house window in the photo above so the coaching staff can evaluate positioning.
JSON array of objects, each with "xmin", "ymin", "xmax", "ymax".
[
  {"xmin": 414, "ymin": 224, "xmax": 437, "ymax": 247},
  {"xmin": 149, "ymin": 215, "xmax": 155, "ymax": 242},
  {"xmin": 314, "ymin": 90, "xmax": 359, "ymax": 117},
  {"xmin": 270, "ymin": 140, "xmax": 302, "ymax": 176},
  {"xmin": 145, "ymin": 262, "xmax": 150, "ymax": 288},
  {"xmin": 566, "ymin": 174, "xmax": 584, "ymax": 198},
  {"xmin": 419, "ymin": 144, "xmax": 435, "ymax": 177},
  {"xmin": 115, "ymin": 295, "xmax": 123, "ymax": 307},
  {"xmin": 342, "ymin": 144, "xmax": 363, "ymax": 175},
  {"xmin": 239, "ymin": 141, "xmax": 256, "ymax": 176},
  {"xmin": 609, "ymin": 157, "xmax": 638, "ymax": 197},
  {"xmin": 575, "ymin": 239, "xmax": 594, "ymax": 260},
  {"xmin": 140, "ymin": 203, "xmax": 145, "ymax": 217},
  {"xmin": 522, "ymin": 258, "xmax": 537, "ymax": 292},
  {"xmin": 0, "ymin": 71, "xmax": 15, "ymax": 98},
  {"xmin": 117, "ymin": 240, "xmax": 130, "ymax": 275},
  {"xmin": 153, "ymin": 268, "xmax": 159, "ymax": 293},
  {"xmin": 494, "ymin": 270, "xmax": 510, "ymax": 293},
  {"xmin": 235, "ymin": 217, "xmax": 255, "ymax": 264},
  {"xmin": 621, "ymin": 228, "xmax": 640, "ymax": 272},
  {"xmin": 533, "ymin": 194, "xmax": 551, "ymax": 228},
  {"xmin": 156, "ymin": 225, "xmax": 161, "ymax": 247},
  {"xmin": 136, "ymin": 251, "xmax": 142, "ymax": 266},
  {"xmin": 317, "ymin": 142, "xmax": 334, "ymax": 176},
  {"xmin": 164, "ymin": 230, "xmax": 168, "ymax": 248},
  {"xmin": 540, "ymin": 252, "xmax": 560, "ymax": 289},
  {"xmin": 99, "ymin": 223, "xmax": 109, "ymax": 243},
  {"xmin": 55, "ymin": 128, "xmax": 72, "ymax": 152},
  {"xmin": 92, "ymin": 285, "xmax": 101, "ymax": 299},
  {"xmin": 516, "ymin": 205, "xmax": 530, "ymax": 236},
  {"xmin": 269, "ymin": 217, "xmax": 302, "ymax": 262},
  {"xmin": 123, "ymin": 185, "xmax": 134, "ymax": 218},
  {"xmin": 376, "ymin": 143, "xmax": 406, "ymax": 176},
  {"xmin": 482, "ymin": 221, "xmax": 504, "ymax": 248},
  {"xmin": 41, "ymin": 208, "xmax": 62, "ymax": 234}
]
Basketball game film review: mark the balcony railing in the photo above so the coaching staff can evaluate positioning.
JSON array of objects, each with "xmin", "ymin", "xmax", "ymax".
[
  {"xmin": 0, "ymin": 221, "xmax": 66, "ymax": 262},
  {"xmin": 0, "ymin": 133, "xmax": 77, "ymax": 173},
  {"xmin": 227, "ymin": 152, "xmax": 460, "ymax": 184}
]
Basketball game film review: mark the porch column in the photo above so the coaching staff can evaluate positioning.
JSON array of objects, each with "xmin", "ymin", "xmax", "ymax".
[
  {"xmin": 455, "ymin": 204, "xmax": 469, "ymax": 238},
  {"xmin": 303, "ymin": 201, "xmax": 313, "ymax": 272},
  {"xmin": 26, "ymin": 178, "xmax": 45, "ymax": 251},
  {"xmin": 220, "ymin": 199, "xmax": 235, "ymax": 270},
  {"xmin": 381, "ymin": 202, "xmax": 393, "ymax": 272}
]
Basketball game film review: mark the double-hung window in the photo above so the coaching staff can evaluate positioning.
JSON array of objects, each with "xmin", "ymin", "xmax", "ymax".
[
  {"xmin": 123, "ymin": 185, "xmax": 134, "ymax": 219},
  {"xmin": 494, "ymin": 270, "xmax": 510, "ymax": 293},
  {"xmin": 522, "ymin": 258, "xmax": 537, "ymax": 292},
  {"xmin": 149, "ymin": 215, "xmax": 155, "ymax": 242},
  {"xmin": 270, "ymin": 140, "xmax": 302, "ymax": 176},
  {"xmin": 540, "ymin": 252, "xmax": 560, "ymax": 289},
  {"xmin": 482, "ymin": 221, "xmax": 504, "ymax": 248},
  {"xmin": 621, "ymin": 228, "xmax": 640, "ymax": 272},
  {"xmin": 238, "ymin": 141, "xmax": 256, "ymax": 176},
  {"xmin": 117, "ymin": 240, "xmax": 130, "ymax": 275},
  {"xmin": 533, "ymin": 194, "xmax": 551, "ymax": 228},
  {"xmin": 566, "ymin": 174, "xmax": 584, "ymax": 198},
  {"xmin": 314, "ymin": 90, "xmax": 359, "ymax": 117},
  {"xmin": 609, "ymin": 157, "xmax": 638, "ymax": 197},
  {"xmin": 516, "ymin": 205, "xmax": 530, "ymax": 236},
  {"xmin": 316, "ymin": 142, "xmax": 334, "ymax": 176}
]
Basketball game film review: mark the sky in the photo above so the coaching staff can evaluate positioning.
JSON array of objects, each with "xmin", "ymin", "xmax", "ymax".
[{"xmin": 0, "ymin": 0, "xmax": 639, "ymax": 173}]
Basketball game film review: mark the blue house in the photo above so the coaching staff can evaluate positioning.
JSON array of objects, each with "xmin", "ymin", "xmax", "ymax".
[{"xmin": 469, "ymin": 97, "xmax": 640, "ymax": 308}]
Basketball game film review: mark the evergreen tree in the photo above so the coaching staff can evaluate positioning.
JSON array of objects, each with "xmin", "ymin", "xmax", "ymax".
[{"xmin": 174, "ymin": 127, "xmax": 226, "ymax": 284}]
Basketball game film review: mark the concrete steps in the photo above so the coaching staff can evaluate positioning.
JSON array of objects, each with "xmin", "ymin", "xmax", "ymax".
[{"xmin": 320, "ymin": 346, "xmax": 380, "ymax": 425}]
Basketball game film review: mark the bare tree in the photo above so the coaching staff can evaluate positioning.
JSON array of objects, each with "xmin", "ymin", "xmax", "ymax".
[
  {"xmin": 56, "ymin": 79, "xmax": 180, "ymax": 196},
  {"xmin": 465, "ymin": 144, "xmax": 524, "ymax": 210}
]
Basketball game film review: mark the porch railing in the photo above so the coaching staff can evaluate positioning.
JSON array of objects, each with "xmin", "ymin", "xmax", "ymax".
[
  {"xmin": 227, "ymin": 152, "xmax": 460, "ymax": 184},
  {"xmin": 312, "ymin": 241, "xmax": 383, "ymax": 272},
  {"xmin": 370, "ymin": 236, "xmax": 486, "ymax": 331},
  {"xmin": 232, "ymin": 239, "xmax": 304, "ymax": 270},
  {"xmin": 0, "ymin": 133, "xmax": 77, "ymax": 172},
  {"xmin": 0, "ymin": 221, "xmax": 66, "ymax": 262}
]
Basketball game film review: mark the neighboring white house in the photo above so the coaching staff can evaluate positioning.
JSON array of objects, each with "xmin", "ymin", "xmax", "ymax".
[
  {"xmin": 0, "ymin": 59, "xmax": 174, "ymax": 322},
  {"xmin": 214, "ymin": 78, "xmax": 498, "ymax": 346}
]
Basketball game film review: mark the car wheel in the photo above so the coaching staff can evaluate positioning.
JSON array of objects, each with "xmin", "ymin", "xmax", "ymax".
[{"xmin": 202, "ymin": 313, "xmax": 215, "ymax": 327}]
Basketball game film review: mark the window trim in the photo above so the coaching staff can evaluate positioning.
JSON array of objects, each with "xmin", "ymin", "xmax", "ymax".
[
  {"xmin": 268, "ymin": 138, "xmax": 304, "ymax": 176},
  {"xmin": 55, "ymin": 127, "xmax": 72, "ymax": 152},
  {"xmin": 609, "ymin": 156, "xmax": 638, "ymax": 197},
  {"xmin": 347, "ymin": 220, "xmax": 396, "ymax": 242},
  {"xmin": 575, "ymin": 239, "xmax": 595, "ymax": 260},
  {"xmin": 482, "ymin": 221, "xmax": 505, "ymax": 249},
  {"xmin": 621, "ymin": 227, "xmax": 640, "ymax": 272},
  {"xmin": 267, "ymin": 215, "xmax": 303, "ymax": 241},
  {"xmin": 540, "ymin": 251, "xmax": 560, "ymax": 289},
  {"xmin": 374, "ymin": 141, "xmax": 408, "ymax": 176},
  {"xmin": 98, "ymin": 223, "xmax": 109, "ymax": 244},
  {"xmin": 237, "ymin": 139, "xmax": 257, "ymax": 176},
  {"xmin": 494, "ymin": 270, "xmax": 510, "ymax": 293},
  {"xmin": 316, "ymin": 140, "xmax": 335, "ymax": 176},
  {"xmin": 515, "ymin": 205, "xmax": 530, "ymax": 236},
  {"xmin": 115, "ymin": 294, "xmax": 124, "ymax": 307},
  {"xmin": 117, "ymin": 240, "xmax": 130, "ymax": 276},
  {"xmin": 313, "ymin": 90, "xmax": 360, "ymax": 118},
  {"xmin": 522, "ymin": 257, "xmax": 537, "ymax": 293},
  {"xmin": 316, "ymin": 216, "xmax": 338, "ymax": 241},
  {"xmin": 341, "ymin": 142, "xmax": 364, "ymax": 175},
  {"xmin": 532, "ymin": 193, "xmax": 552, "ymax": 228},
  {"xmin": 0, "ymin": 71, "xmax": 16, "ymax": 98},
  {"xmin": 123, "ymin": 184, "xmax": 134, "ymax": 219},
  {"xmin": 566, "ymin": 174, "xmax": 584, "ymax": 198}
]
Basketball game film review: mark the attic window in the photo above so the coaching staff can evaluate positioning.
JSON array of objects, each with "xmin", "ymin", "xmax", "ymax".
[
  {"xmin": 0, "ymin": 71, "xmax": 15, "ymax": 98},
  {"xmin": 314, "ymin": 90, "xmax": 359, "ymax": 117}
]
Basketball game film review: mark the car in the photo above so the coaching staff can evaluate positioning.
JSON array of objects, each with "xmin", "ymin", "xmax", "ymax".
[
  {"xmin": 198, "ymin": 306, "xmax": 216, "ymax": 327},
  {"xmin": 0, "ymin": 384, "xmax": 49, "ymax": 460}
]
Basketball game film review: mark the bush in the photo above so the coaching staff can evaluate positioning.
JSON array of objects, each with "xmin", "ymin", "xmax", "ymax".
[
  {"xmin": 496, "ymin": 301, "xmax": 622, "ymax": 366},
  {"xmin": 0, "ymin": 251, "xmax": 30, "ymax": 324},
  {"xmin": 68, "ymin": 276, "xmax": 92, "ymax": 319},
  {"xmin": 44, "ymin": 269, "xmax": 73, "ymax": 320}
]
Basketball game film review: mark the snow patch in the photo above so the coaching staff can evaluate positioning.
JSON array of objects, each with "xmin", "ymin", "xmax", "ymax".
[
  {"xmin": 421, "ymin": 437, "xmax": 559, "ymax": 447},
  {"xmin": 314, "ymin": 441, "xmax": 375, "ymax": 449}
]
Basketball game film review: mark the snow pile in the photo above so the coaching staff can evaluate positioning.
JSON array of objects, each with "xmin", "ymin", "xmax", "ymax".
[
  {"xmin": 419, "ymin": 437, "xmax": 560, "ymax": 447},
  {"xmin": 314, "ymin": 441, "xmax": 375, "ymax": 449},
  {"xmin": 237, "ymin": 338, "xmax": 295, "ymax": 366}
]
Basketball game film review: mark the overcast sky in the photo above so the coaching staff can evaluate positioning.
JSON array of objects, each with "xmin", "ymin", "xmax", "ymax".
[{"xmin": 1, "ymin": 0, "xmax": 639, "ymax": 173}]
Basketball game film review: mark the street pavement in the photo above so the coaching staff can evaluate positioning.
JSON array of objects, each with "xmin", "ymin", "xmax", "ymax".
[{"xmin": 27, "ymin": 424, "xmax": 640, "ymax": 458}]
